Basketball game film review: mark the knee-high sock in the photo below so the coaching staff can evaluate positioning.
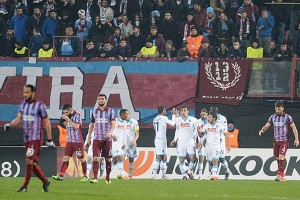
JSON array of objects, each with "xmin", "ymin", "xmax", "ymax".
[
  {"xmin": 129, "ymin": 162, "xmax": 134, "ymax": 177},
  {"xmin": 93, "ymin": 161, "xmax": 99, "ymax": 179},
  {"xmin": 23, "ymin": 164, "xmax": 33, "ymax": 188},
  {"xmin": 188, "ymin": 160, "xmax": 195, "ymax": 174},
  {"xmin": 161, "ymin": 160, "xmax": 167, "ymax": 176},
  {"xmin": 197, "ymin": 161, "xmax": 204, "ymax": 174},
  {"xmin": 33, "ymin": 164, "xmax": 47, "ymax": 184},
  {"xmin": 105, "ymin": 160, "xmax": 112, "ymax": 180},
  {"xmin": 86, "ymin": 160, "xmax": 92, "ymax": 178},
  {"xmin": 81, "ymin": 161, "xmax": 87, "ymax": 176},
  {"xmin": 100, "ymin": 159, "xmax": 105, "ymax": 177},
  {"xmin": 152, "ymin": 159, "xmax": 161, "ymax": 175},
  {"xmin": 278, "ymin": 160, "xmax": 285, "ymax": 175},
  {"xmin": 117, "ymin": 160, "xmax": 124, "ymax": 176},
  {"xmin": 60, "ymin": 161, "xmax": 69, "ymax": 177},
  {"xmin": 220, "ymin": 159, "xmax": 229, "ymax": 173},
  {"xmin": 179, "ymin": 162, "xmax": 186, "ymax": 176},
  {"xmin": 211, "ymin": 164, "xmax": 218, "ymax": 176}
]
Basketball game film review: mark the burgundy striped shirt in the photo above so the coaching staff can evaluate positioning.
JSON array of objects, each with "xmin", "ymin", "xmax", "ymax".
[{"xmin": 268, "ymin": 113, "xmax": 294, "ymax": 142}]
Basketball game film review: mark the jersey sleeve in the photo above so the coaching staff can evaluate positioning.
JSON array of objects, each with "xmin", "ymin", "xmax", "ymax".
[
  {"xmin": 267, "ymin": 115, "xmax": 273, "ymax": 124},
  {"xmin": 39, "ymin": 103, "xmax": 48, "ymax": 119},
  {"xmin": 165, "ymin": 115, "xmax": 176, "ymax": 126},
  {"xmin": 133, "ymin": 119, "xmax": 139, "ymax": 131},
  {"xmin": 110, "ymin": 109, "xmax": 116, "ymax": 122},
  {"xmin": 91, "ymin": 110, "xmax": 95, "ymax": 123},
  {"xmin": 287, "ymin": 114, "xmax": 294, "ymax": 125}
]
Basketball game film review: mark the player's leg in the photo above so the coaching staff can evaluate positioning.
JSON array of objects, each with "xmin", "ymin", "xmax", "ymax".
[
  {"xmin": 209, "ymin": 147, "xmax": 219, "ymax": 180},
  {"xmin": 273, "ymin": 141, "xmax": 281, "ymax": 181},
  {"xmin": 187, "ymin": 147, "xmax": 196, "ymax": 180},
  {"xmin": 277, "ymin": 142, "xmax": 288, "ymax": 181},
  {"xmin": 161, "ymin": 155, "xmax": 168, "ymax": 179},
  {"xmin": 102, "ymin": 141, "xmax": 112, "ymax": 183},
  {"xmin": 116, "ymin": 155, "xmax": 126, "ymax": 179},
  {"xmin": 53, "ymin": 142, "xmax": 72, "ymax": 181},
  {"xmin": 127, "ymin": 144, "xmax": 137, "ymax": 178},
  {"xmin": 99, "ymin": 157, "xmax": 106, "ymax": 179},
  {"xmin": 219, "ymin": 141, "xmax": 230, "ymax": 179},
  {"xmin": 177, "ymin": 145, "xmax": 188, "ymax": 179},
  {"xmin": 153, "ymin": 138, "xmax": 163, "ymax": 179},
  {"xmin": 90, "ymin": 140, "xmax": 101, "ymax": 183},
  {"xmin": 86, "ymin": 144, "xmax": 93, "ymax": 178},
  {"xmin": 76, "ymin": 143, "xmax": 88, "ymax": 181}
]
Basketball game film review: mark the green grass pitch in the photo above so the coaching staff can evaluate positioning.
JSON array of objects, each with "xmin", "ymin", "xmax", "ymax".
[{"xmin": 0, "ymin": 178, "xmax": 299, "ymax": 200}]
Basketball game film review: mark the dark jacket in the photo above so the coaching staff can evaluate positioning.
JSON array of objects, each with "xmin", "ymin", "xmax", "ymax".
[
  {"xmin": 57, "ymin": 37, "xmax": 81, "ymax": 57},
  {"xmin": 88, "ymin": 22, "xmax": 109, "ymax": 44},
  {"xmin": 99, "ymin": 47, "xmax": 116, "ymax": 58},
  {"xmin": 264, "ymin": 47, "xmax": 278, "ymax": 58},
  {"xmin": 215, "ymin": 47, "xmax": 229, "ymax": 58},
  {"xmin": 162, "ymin": 48, "xmax": 177, "ymax": 58},
  {"xmin": 198, "ymin": 46, "xmax": 215, "ymax": 58},
  {"xmin": 28, "ymin": 34, "xmax": 45, "ymax": 56},
  {"xmin": 81, "ymin": 2, "xmax": 100, "ymax": 21},
  {"xmin": 83, "ymin": 47, "xmax": 98, "ymax": 60},
  {"xmin": 227, "ymin": 46, "xmax": 246, "ymax": 58},
  {"xmin": 212, "ymin": 18, "xmax": 235, "ymax": 39},
  {"xmin": 159, "ymin": 19, "xmax": 179, "ymax": 47},
  {"xmin": 115, "ymin": 44, "xmax": 131, "ymax": 58},
  {"xmin": 129, "ymin": 34, "xmax": 146, "ymax": 56},
  {"xmin": 293, "ymin": 30, "xmax": 300, "ymax": 56},
  {"xmin": 274, "ymin": 49, "xmax": 292, "ymax": 62},
  {"xmin": 177, "ymin": 48, "xmax": 191, "ymax": 62},
  {"xmin": 26, "ymin": 15, "xmax": 46, "ymax": 37},
  {"xmin": 0, "ymin": 35, "xmax": 16, "ymax": 57}
]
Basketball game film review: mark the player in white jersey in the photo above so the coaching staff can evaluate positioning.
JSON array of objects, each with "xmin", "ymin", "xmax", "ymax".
[
  {"xmin": 152, "ymin": 107, "xmax": 177, "ymax": 179},
  {"xmin": 170, "ymin": 106, "xmax": 198, "ymax": 180},
  {"xmin": 124, "ymin": 110, "xmax": 140, "ymax": 179},
  {"xmin": 210, "ymin": 107, "xmax": 230, "ymax": 180},
  {"xmin": 84, "ymin": 131, "xmax": 106, "ymax": 179},
  {"xmin": 112, "ymin": 109, "xmax": 128, "ymax": 179},
  {"xmin": 196, "ymin": 108, "xmax": 208, "ymax": 179},
  {"xmin": 199, "ymin": 111, "xmax": 225, "ymax": 180}
]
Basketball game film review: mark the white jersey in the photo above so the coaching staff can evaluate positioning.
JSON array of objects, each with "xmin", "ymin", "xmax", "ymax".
[
  {"xmin": 125, "ymin": 117, "xmax": 139, "ymax": 143},
  {"xmin": 202, "ymin": 122, "xmax": 224, "ymax": 148},
  {"xmin": 217, "ymin": 114, "xmax": 227, "ymax": 134},
  {"xmin": 175, "ymin": 116, "xmax": 198, "ymax": 145},
  {"xmin": 113, "ymin": 117, "xmax": 127, "ymax": 145},
  {"xmin": 153, "ymin": 114, "xmax": 176, "ymax": 140},
  {"xmin": 197, "ymin": 118, "xmax": 208, "ymax": 143}
]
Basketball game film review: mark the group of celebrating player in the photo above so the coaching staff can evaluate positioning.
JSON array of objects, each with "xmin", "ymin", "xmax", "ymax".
[{"xmin": 153, "ymin": 106, "xmax": 230, "ymax": 181}]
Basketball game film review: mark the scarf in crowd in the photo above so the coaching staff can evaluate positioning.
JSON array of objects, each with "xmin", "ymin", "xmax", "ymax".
[
  {"xmin": 241, "ymin": 2, "xmax": 256, "ymax": 22},
  {"xmin": 78, "ymin": 19, "xmax": 87, "ymax": 33},
  {"xmin": 239, "ymin": 17, "xmax": 250, "ymax": 41},
  {"xmin": 119, "ymin": 0, "xmax": 127, "ymax": 15}
]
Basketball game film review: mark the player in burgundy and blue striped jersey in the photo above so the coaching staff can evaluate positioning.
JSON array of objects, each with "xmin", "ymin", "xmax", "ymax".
[
  {"xmin": 52, "ymin": 104, "xmax": 88, "ymax": 182},
  {"xmin": 259, "ymin": 101, "xmax": 299, "ymax": 181},
  {"xmin": 4, "ymin": 84, "xmax": 54, "ymax": 192},
  {"xmin": 86, "ymin": 94, "xmax": 116, "ymax": 184}
]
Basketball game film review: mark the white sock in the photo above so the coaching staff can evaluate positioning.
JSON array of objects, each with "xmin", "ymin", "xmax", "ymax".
[
  {"xmin": 209, "ymin": 164, "xmax": 212, "ymax": 175},
  {"xmin": 152, "ymin": 159, "xmax": 161, "ymax": 175},
  {"xmin": 179, "ymin": 162, "xmax": 186, "ymax": 176},
  {"xmin": 188, "ymin": 160, "xmax": 195, "ymax": 174},
  {"xmin": 99, "ymin": 159, "xmax": 106, "ymax": 178},
  {"xmin": 86, "ymin": 160, "xmax": 92, "ymax": 178},
  {"xmin": 161, "ymin": 160, "xmax": 167, "ymax": 176},
  {"xmin": 220, "ymin": 159, "xmax": 229, "ymax": 173},
  {"xmin": 129, "ymin": 162, "xmax": 134, "ymax": 177},
  {"xmin": 197, "ymin": 162, "xmax": 203, "ymax": 174},
  {"xmin": 211, "ymin": 164, "xmax": 218, "ymax": 176},
  {"xmin": 117, "ymin": 160, "xmax": 124, "ymax": 176}
]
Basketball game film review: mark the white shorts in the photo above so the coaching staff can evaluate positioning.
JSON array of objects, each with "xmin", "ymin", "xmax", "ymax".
[
  {"xmin": 125, "ymin": 144, "xmax": 137, "ymax": 158},
  {"xmin": 206, "ymin": 146, "xmax": 220, "ymax": 162},
  {"xmin": 219, "ymin": 139, "xmax": 226, "ymax": 158},
  {"xmin": 112, "ymin": 141, "xmax": 124, "ymax": 157},
  {"xmin": 198, "ymin": 146, "xmax": 206, "ymax": 157},
  {"xmin": 177, "ymin": 143, "xmax": 196, "ymax": 158},
  {"xmin": 155, "ymin": 138, "xmax": 167, "ymax": 156}
]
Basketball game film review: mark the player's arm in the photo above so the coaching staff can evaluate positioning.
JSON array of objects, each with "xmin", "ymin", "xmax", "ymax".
[
  {"xmin": 87, "ymin": 122, "xmax": 94, "ymax": 145},
  {"xmin": 4, "ymin": 112, "xmax": 22, "ymax": 131},
  {"xmin": 62, "ymin": 114, "xmax": 79, "ymax": 129},
  {"xmin": 290, "ymin": 123, "xmax": 299, "ymax": 147},
  {"xmin": 224, "ymin": 131, "xmax": 230, "ymax": 152},
  {"xmin": 165, "ymin": 108, "xmax": 177, "ymax": 126},
  {"xmin": 170, "ymin": 124, "xmax": 179, "ymax": 147},
  {"xmin": 106, "ymin": 119, "xmax": 116, "ymax": 138},
  {"xmin": 259, "ymin": 122, "xmax": 271, "ymax": 136},
  {"xmin": 43, "ymin": 117, "xmax": 52, "ymax": 141},
  {"xmin": 131, "ymin": 126, "xmax": 140, "ymax": 146}
]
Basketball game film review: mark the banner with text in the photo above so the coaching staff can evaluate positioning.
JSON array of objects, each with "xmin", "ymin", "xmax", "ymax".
[{"xmin": 196, "ymin": 58, "xmax": 252, "ymax": 105}]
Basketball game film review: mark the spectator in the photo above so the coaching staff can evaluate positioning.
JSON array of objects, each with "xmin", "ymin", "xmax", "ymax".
[
  {"xmin": 38, "ymin": 40, "xmax": 53, "ymax": 58},
  {"xmin": 119, "ymin": 14, "xmax": 133, "ymax": 38},
  {"xmin": 226, "ymin": 119, "xmax": 240, "ymax": 148},
  {"xmin": 152, "ymin": 0, "xmax": 170, "ymax": 21},
  {"xmin": 210, "ymin": 0, "xmax": 226, "ymax": 14},
  {"xmin": 227, "ymin": 39, "xmax": 245, "ymax": 58},
  {"xmin": 161, "ymin": 40, "xmax": 177, "ymax": 58},
  {"xmin": 28, "ymin": 27, "xmax": 44, "ymax": 57},
  {"xmin": 13, "ymin": 40, "xmax": 29, "ymax": 58},
  {"xmin": 236, "ymin": 0, "xmax": 259, "ymax": 31},
  {"xmin": 144, "ymin": 10, "xmax": 161, "ymax": 31},
  {"xmin": 81, "ymin": 0, "xmax": 100, "ymax": 21},
  {"xmin": 225, "ymin": 0, "xmax": 241, "ymax": 23},
  {"xmin": 9, "ymin": 7, "xmax": 28, "ymax": 44},
  {"xmin": 0, "ymin": 0, "xmax": 10, "ymax": 22},
  {"xmin": 256, "ymin": 8, "xmax": 275, "ymax": 53},
  {"xmin": 99, "ymin": 0, "xmax": 114, "ymax": 21},
  {"xmin": 215, "ymin": 42, "xmax": 229, "ymax": 58},
  {"xmin": 0, "ymin": 16, "xmax": 6, "ymax": 37},
  {"xmin": 146, "ymin": 25, "xmax": 165, "ymax": 55},
  {"xmin": 197, "ymin": 37, "xmax": 215, "ymax": 58},
  {"xmin": 67, "ymin": 0, "xmax": 80, "ymax": 23},
  {"xmin": 186, "ymin": 25, "xmax": 203, "ymax": 58},
  {"xmin": 57, "ymin": 26, "xmax": 81, "ymax": 57},
  {"xmin": 88, "ymin": 15, "xmax": 105, "ymax": 46},
  {"xmin": 115, "ymin": 39, "xmax": 131, "ymax": 61},
  {"xmin": 26, "ymin": 7, "xmax": 45, "ymax": 38},
  {"xmin": 0, "ymin": 27, "xmax": 16, "ymax": 57},
  {"xmin": 235, "ymin": 8, "xmax": 253, "ymax": 49},
  {"xmin": 57, "ymin": 10, "xmax": 73, "ymax": 36},
  {"xmin": 264, "ymin": 40, "xmax": 278, "ymax": 58},
  {"xmin": 83, "ymin": 39, "xmax": 98, "ymax": 61},
  {"xmin": 129, "ymin": 26, "xmax": 145, "ymax": 56},
  {"xmin": 75, "ymin": 9, "xmax": 92, "ymax": 41},
  {"xmin": 136, "ymin": 39, "xmax": 159, "ymax": 58},
  {"xmin": 42, "ymin": 0, "xmax": 57, "ymax": 17},
  {"xmin": 177, "ymin": 41, "xmax": 191, "ymax": 62},
  {"xmin": 293, "ymin": 22, "xmax": 300, "ymax": 57},
  {"xmin": 191, "ymin": 1, "xmax": 206, "ymax": 29},
  {"xmin": 159, "ymin": 11, "xmax": 179, "ymax": 48},
  {"xmin": 170, "ymin": 0, "xmax": 189, "ymax": 30},
  {"xmin": 99, "ymin": 41, "xmax": 116, "ymax": 58},
  {"xmin": 41, "ymin": 9, "xmax": 60, "ymax": 44},
  {"xmin": 200, "ymin": 7, "xmax": 217, "ymax": 47},
  {"xmin": 132, "ymin": 14, "xmax": 143, "ymax": 32},
  {"xmin": 274, "ymin": 42, "xmax": 292, "ymax": 62},
  {"xmin": 109, "ymin": 27, "xmax": 125, "ymax": 47},
  {"xmin": 8, "ymin": 0, "xmax": 29, "ymax": 20},
  {"xmin": 247, "ymin": 39, "xmax": 263, "ymax": 58},
  {"xmin": 181, "ymin": 13, "xmax": 196, "ymax": 42},
  {"xmin": 212, "ymin": 12, "xmax": 234, "ymax": 48}
]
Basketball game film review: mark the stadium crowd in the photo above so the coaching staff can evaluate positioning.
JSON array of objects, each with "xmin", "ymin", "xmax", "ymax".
[{"xmin": 0, "ymin": 0, "xmax": 300, "ymax": 62}]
